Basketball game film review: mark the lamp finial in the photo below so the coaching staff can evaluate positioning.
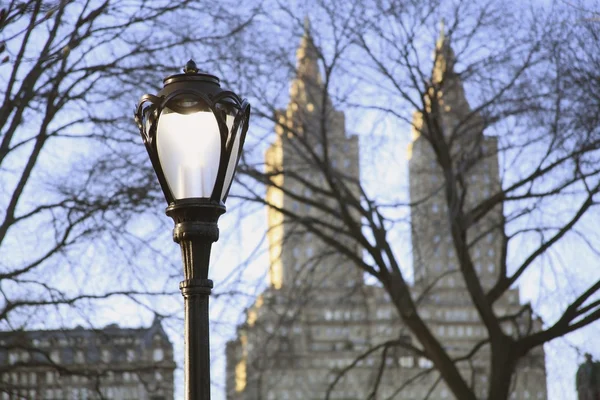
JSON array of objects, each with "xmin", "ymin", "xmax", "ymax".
[{"xmin": 183, "ymin": 59, "xmax": 199, "ymax": 74}]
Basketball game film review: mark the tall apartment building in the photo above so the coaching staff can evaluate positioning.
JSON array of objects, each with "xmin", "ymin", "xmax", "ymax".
[
  {"xmin": 226, "ymin": 24, "xmax": 547, "ymax": 400},
  {"xmin": 0, "ymin": 317, "xmax": 175, "ymax": 400}
]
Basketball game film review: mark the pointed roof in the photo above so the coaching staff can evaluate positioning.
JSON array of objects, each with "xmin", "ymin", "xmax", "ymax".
[
  {"xmin": 433, "ymin": 19, "xmax": 457, "ymax": 84},
  {"xmin": 295, "ymin": 16, "xmax": 321, "ymax": 85}
]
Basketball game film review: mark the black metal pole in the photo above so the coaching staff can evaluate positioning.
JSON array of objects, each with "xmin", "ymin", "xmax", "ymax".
[{"xmin": 167, "ymin": 201, "xmax": 225, "ymax": 400}]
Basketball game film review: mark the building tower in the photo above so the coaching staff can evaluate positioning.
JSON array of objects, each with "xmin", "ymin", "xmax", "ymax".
[
  {"xmin": 408, "ymin": 25, "xmax": 505, "ymax": 293},
  {"xmin": 226, "ymin": 23, "xmax": 549, "ymax": 400},
  {"xmin": 265, "ymin": 19, "xmax": 362, "ymax": 291},
  {"xmin": 407, "ymin": 27, "xmax": 548, "ymax": 398}
]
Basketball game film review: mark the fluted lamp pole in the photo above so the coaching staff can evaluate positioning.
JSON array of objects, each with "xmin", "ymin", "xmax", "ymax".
[{"xmin": 135, "ymin": 60, "xmax": 250, "ymax": 400}]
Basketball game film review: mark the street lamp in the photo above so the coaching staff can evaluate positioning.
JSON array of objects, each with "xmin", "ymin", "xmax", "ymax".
[{"xmin": 134, "ymin": 60, "xmax": 250, "ymax": 400}]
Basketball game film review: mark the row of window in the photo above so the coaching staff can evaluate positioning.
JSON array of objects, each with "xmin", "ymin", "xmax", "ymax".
[
  {"xmin": 291, "ymin": 246, "xmax": 314, "ymax": 258},
  {"xmin": 436, "ymin": 324, "xmax": 484, "ymax": 338},
  {"xmin": 0, "ymin": 386, "xmax": 144, "ymax": 400},
  {"xmin": 324, "ymin": 309, "xmax": 366, "ymax": 321},
  {"xmin": 309, "ymin": 355, "xmax": 432, "ymax": 370},
  {"xmin": 0, "ymin": 336, "xmax": 141, "ymax": 349},
  {"xmin": 432, "ymin": 244, "xmax": 496, "ymax": 259},
  {"xmin": 0, "ymin": 369, "xmax": 164, "ymax": 386},
  {"xmin": 433, "ymin": 232, "xmax": 496, "ymax": 245},
  {"xmin": 429, "ymin": 172, "xmax": 493, "ymax": 185},
  {"xmin": 7, "ymin": 348, "xmax": 164, "ymax": 365},
  {"xmin": 265, "ymin": 388, "xmax": 543, "ymax": 400},
  {"xmin": 421, "ymin": 308, "xmax": 477, "ymax": 322}
]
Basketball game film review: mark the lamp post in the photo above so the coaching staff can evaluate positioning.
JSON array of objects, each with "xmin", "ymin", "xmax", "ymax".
[{"xmin": 134, "ymin": 60, "xmax": 250, "ymax": 400}]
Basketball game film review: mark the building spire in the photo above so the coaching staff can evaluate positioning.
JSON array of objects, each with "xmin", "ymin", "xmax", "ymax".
[
  {"xmin": 433, "ymin": 18, "xmax": 456, "ymax": 84},
  {"xmin": 296, "ymin": 16, "xmax": 321, "ymax": 85},
  {"xmin": 304, "ymin": 15, "xmax": 311, "ymax": 36}
]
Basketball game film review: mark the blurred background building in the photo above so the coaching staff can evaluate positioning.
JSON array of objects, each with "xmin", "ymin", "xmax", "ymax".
[
  {"xmin": 576, "ymin": 354, "xmax": 600, "ymax": 400},
  {"xmin": 226, "ymin": 24, "xmax": 548, "ymax": 400},
  {"xmin": 0, "ymin": 317, "xmax": 175, "ymax": 400}
]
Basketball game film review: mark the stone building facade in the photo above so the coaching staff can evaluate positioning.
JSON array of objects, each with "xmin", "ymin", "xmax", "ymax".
[
  {"xmin": 0, "ymin": 317, "xmax": 175, "ymax": 400},
  {"xmin": 226, "ymin": 25, "xmax": 548, "ymax": 400}
]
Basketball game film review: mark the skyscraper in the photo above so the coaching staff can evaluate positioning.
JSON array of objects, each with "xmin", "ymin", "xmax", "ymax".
[{"xmin": 226, "ymin": 23, "xmax": 547, "ymax": 400}]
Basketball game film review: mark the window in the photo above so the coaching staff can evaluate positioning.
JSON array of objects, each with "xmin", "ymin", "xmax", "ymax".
[
  {"xmin": 418, "ymin": 357, "xmax": 433, "ymax": 368},
  {"xmin": 75, "ymin": 350, "xmax": 84, "ymax": 363},
  {"xmin": 432, "ymin": 203, "xmax": 439, "ymax": 213},
  {"xmin": 306, "ymin": 247, "xmax": 313, "ymax": 257},
  {"xmin": 8, "ymin": 352, "xmax": 17, "ymax": 365},
  {"xmin": 433, "ymin": 235, "xmax": 441, "ymax": 244},
  {"xmin": 343, "ymin": 159, "xmax": 351, "ymax": 168},
  {"xmin": 153, "ymin": 348, "xmax": 164, "ymax": 362},
  {"xmin": 487, "ymin": 263, "xmax": 495, "ymax": 273},
  {"xmin": 50, "ymin": 349, "xmax": 60, "ymax": 363},
  {"xmin": 292, "ymin": 247, "xmax": 299, "ymax": 258},
  {"xmin": 126, "ymin": 349, "xmax": 135, "ymax": 362},
  {"xmin": 101, "ymin": 349, "xmax": 110, "ymax": 363}
]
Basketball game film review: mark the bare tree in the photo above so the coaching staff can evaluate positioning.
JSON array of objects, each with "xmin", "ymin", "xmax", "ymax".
[
  {"xmin": 0, "ymin": 0, "xmax": 257, "ymax": 397},
  {"xmin": 223, "ymin": 0, "xmax": 600, "ymax": 399}
]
